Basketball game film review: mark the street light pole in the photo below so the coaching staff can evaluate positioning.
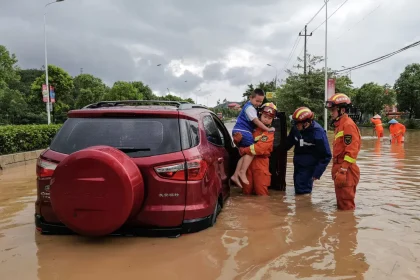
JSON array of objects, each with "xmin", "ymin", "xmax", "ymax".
[
  {"xmin": 44, "ymin": 0, "xmax": 65, "ymax": 125},
  {"xmin": 324, "ymin": 0, "xmax": 329, "ymax": 131},
  {"xmin": 267, "ymin": 64, "xmax": 278, "ymax": 88}
]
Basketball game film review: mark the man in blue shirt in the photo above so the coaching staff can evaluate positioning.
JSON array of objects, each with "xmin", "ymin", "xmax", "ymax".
[{"xmin": 286, "ymin": 107, "xmax": 332, "ymax": 195}]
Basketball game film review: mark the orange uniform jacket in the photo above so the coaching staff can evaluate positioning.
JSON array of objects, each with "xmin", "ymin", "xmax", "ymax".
[
  {"xmin": 370, "ymin": 118, "xmax": 383, "ymax": 138},
  {"xmin": 240, "ymin": 128, "xmax": 274, "ymax": 195},
  {"xmin": 332, "ymin": 114, "xmax": 362, "ymax": 210},
  {"xmin": 389, "ymin": 123, "xmax": 406, "ymax": 143}
]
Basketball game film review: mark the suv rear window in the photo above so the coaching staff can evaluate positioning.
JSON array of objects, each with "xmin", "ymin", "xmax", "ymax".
[{"xmin": 49, "ymin": 118, "xmax": 181, "ymax": 157}]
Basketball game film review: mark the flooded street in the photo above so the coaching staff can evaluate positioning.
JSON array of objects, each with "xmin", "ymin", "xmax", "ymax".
[{"xmin": 1, "ymin": 125, "xmax": 420, "ymax": 280}]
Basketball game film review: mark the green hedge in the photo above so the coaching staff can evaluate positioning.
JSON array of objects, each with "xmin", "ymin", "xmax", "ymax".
[
  {"xmin": 0, "ymin": 124, "xmax": 62, "ymax": 155},
  {"xmin": 404, "ymin": 119, "xmax": 420, "ymax": 129}
]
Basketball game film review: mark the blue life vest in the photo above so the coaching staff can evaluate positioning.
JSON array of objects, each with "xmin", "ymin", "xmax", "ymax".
[{"xmin": 233, "ymin": 101, "xmax": 256, "ymax": 134}]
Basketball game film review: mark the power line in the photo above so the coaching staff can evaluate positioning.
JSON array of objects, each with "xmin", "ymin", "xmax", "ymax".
[
  {"xmin": 336, "ymin": 4, "xmax": 382, "ymax": 40},
  {"xmin": 335, "ymin": 40, "xmax": 420, "ymax": 73},
  {"xmin": 283, "ymin": 36, "xmax": 302, "ymax": 71},
  {"xmin": 306, "ymin": 2, "xmax": 327, "ymax": 25},
  {"xmin": 280, "ymin": 1, "xmax": 330, "ymax": 74},
  {"xmin": 291, "ymin": 42, "xmax": 305, "ymax": 71},
  {"xmin": 311, "ymin": 0, "xmax": 350, "ymax": 33}
]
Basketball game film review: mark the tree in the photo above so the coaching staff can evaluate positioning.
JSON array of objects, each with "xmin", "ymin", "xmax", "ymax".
[
  {"xmin": 131, "ymin": 81, "xmax": 154, "ymax": 100},
  {"xmin": 0, "ymin": 45, "xmax": 36, "ymax": 125},
  {"xmin": 10, "ymin": 69, "xmax": 44, "ymax": 97},
  {"xmin": 0, "ymin": 45, "xmax": 20, "ymax": 89},
  {"xmin": 242, "ymin": 81, "xmax": 276, "ymax": 100},
  {"xmin": 31, "ymin": 65, "xmax": 75, "ymax": 117},
  {"xmin": 353, "ymin": 82, "xmax": 395, "ymax": 116},
  {"xmin": 104, "ymin": 81, "xmax": 143, "ymax": 100},
  {"xmin": 0, "ymin": 87, "xmax": 28, "ymax": 124},
  {"xmin": 275, "ymin": 55, "xmax": 348, "ymax": 124},
  {"xmin": 242, "ymin": 84, "xmax": 255, "ymax": 99},
  {"xmin": 73, "ymin": 74, "xmax": 108, "ymax": 108},
  {"xmin": 184, "ymin": 98, "xmax": 195, "ymax": 104},
  {"xmin": 394, "ymin": 63, "xmax": 420, "ymax": 119}
]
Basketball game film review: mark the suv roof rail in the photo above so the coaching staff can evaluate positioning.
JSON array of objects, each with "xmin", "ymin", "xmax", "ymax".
[
  {"xmin": 82, "ymin": 100, "xmax": 210, "ymax": 110},
  {"xmin": 83, "ymin": 100, "xmax": 184, "ymax": 109},
  {"xmin": 178, "ymin": 104, "xmax": 209, "ymax": 110}
]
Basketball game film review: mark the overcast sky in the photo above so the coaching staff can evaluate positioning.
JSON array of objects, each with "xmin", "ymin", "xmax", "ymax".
[{"xmin": 1, "ymin": 0, "xmax": 419, "ymax": 106}]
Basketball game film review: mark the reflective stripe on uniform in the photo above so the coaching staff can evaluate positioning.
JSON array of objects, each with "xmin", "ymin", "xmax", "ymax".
[
  {"xmin": 335, "ymin": 131, "xmax": 344, "ymax": 140},
  {"xmin": 344, "ymin": 155, "xmax": 356, "ymax": 163},
  {"xmin": 254, "ymin": 135, "xmax": 263, "ymax": 141},
  {"xmin": 332, "ymin": 93, "xmax": 347, "ymax": 101},
  {"xmin": 295, "ymin": 108, "xmax": 311, "ymax": 118},
  {"xmin": 250, "ymin": 145, "xmax": 256, "ymax": 155}
]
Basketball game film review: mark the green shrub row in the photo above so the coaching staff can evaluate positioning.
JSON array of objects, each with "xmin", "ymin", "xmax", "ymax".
[{"xmin": 0, "ymin": 124, "xmax": 62, "ymax": 155}]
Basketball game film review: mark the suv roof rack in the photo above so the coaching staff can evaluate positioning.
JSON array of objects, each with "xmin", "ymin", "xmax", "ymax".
[{"xmin": 83, "ymin": 100, "xmax": 209, "ymax": 110}]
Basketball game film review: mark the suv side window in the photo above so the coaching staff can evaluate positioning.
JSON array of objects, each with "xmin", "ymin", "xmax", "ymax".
[
  {"xmin": 180, "ymin": 119, "xmax": 200, "ymax": 150},
  {"xmin": 203, "ymin": 115, "xmax": 223, "ymax": 146},
  {"xmin": 211, "ymin": 115, "xmax": 227, "ymax": 146},
  {"xmin": 189, "ymin": 120, "xmax": 200, "ymax": 147}
]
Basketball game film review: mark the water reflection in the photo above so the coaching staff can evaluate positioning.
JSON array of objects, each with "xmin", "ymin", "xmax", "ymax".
[
  {"xmin": 0, "ymin": 126, "xmax": 419, "ymax": 279},
  {"xmin": 390, "ymin": 143, "xmax": 405, "ymax": 169}
]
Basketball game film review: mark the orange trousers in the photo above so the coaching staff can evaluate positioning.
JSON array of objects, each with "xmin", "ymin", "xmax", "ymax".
[
  {"xmin": 375, "ymin": 127, "xmax": 384, "ymax": 138},
  {"xmin": 391, "ymin": 135, "xmax": 404, "ymax": 144},
  {"xmin": 332, "ymin": 163, "xmax": 360, "ymax": 210},
  {"xmin": 243, "ymin": 157, "xmax": 270, "ymax": 196}
]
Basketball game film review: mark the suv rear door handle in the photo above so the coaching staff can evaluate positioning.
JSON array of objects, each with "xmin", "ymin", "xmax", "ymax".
[{"xmin": 217, "ymin": 157, "xmax": 224, "ymax": 163}]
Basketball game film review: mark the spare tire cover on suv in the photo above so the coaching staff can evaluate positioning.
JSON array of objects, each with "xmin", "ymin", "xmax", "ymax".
[{"xmin": 50, "ymin": 145, "xmax": 144, "ymax": 236}]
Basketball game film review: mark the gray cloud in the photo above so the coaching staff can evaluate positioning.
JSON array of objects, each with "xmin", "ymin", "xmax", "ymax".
[
  {"xmin": 0, "ymin": 0, "xmax": 419, "ymax": 105},
  {"xmin": 203, "ymin": 63, "xmax": 225, "ymax": 81},
  {"xmin": 224, "ymin": 67, "xmax": 253, "ymax": 87}
]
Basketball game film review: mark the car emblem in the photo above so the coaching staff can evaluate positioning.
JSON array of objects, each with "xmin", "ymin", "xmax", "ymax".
[{"xmin": 159, "ymin": 193, "xmax": 179, "ymax": 197}]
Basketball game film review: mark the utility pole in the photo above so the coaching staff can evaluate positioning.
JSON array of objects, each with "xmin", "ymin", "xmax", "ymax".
[
  {"xmin": 324, "ymin": 0, "xmax": 329, "ymax": 131},
  {"xmin": 80, "ymin": 68, "xmax": 83, "ymax": 74},
  {"xmin": 44, "ymin": 0, "xmax": 65, "ymax": 125},
  {"xmin": 299, "ymin": 25, "xmax": 312, "ymax": 75}
]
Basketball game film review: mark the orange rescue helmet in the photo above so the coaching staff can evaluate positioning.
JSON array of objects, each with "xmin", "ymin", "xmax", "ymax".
[
  {"xmin": 260, "ymin": 102, "xmax": 277, "ymax": 118},
  {"xmin": 292, "ymin": 107, "xmax": 314, "ymax": 123},
  {"xmin": 325, "ymin": 93, "xmax": 352, "ymax": 109}
]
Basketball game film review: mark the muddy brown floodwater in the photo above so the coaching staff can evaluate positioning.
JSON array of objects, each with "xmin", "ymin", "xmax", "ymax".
[{"xmin": 1, "ymin": 125, "xmax": 420, "ymax": 280}]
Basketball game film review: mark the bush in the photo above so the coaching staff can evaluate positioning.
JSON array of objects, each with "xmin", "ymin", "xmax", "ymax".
[
  {"xmin": 404, "ymin": 119, "xmax": 420, "ymax": 129},
  {"xmin": 0, "ymin": 124, "xmax": 62, "ymax": 155}
]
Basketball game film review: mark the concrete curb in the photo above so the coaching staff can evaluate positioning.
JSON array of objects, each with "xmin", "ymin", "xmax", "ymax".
[{"xmin": 0, "ymin": 149, "xmax": 45, "ymax": 170}]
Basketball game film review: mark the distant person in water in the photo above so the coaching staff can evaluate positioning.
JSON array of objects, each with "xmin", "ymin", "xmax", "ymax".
[
  {"xmin": 370, "ymin": 114, "xmax": 384, "ymax": 140},
  {"xmin": 231, "ymin": 89, "xmax": 275, "ymax": 188},
  {"xmin": 388, "ymin": 119, "xmax": 406, "ymax": 144}
]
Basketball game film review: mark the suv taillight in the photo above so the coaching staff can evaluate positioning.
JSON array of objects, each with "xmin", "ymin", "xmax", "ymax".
[
  {"xmin": 154, "ymin": 159, "xmax": 207, "ymax": 181},
  {"xmin": 36, "ymin": 158, "xmax": 57, "ymax": 178}
]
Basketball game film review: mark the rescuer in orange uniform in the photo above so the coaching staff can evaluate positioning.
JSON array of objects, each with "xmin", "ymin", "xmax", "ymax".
[
  {"xmin": 326, "ymin": 93, "xmax": 362, "ymax": 211},
  {"xmin": 370, "ymin": 114, "xmax": 384, "ymax": 140},
  {"xmin": 239, "ymin": 103, "xmax": 277, "ymax": 196},
  {"xmin": 388, "ymin": 119, "xmax": 406, "ymax": 144}
]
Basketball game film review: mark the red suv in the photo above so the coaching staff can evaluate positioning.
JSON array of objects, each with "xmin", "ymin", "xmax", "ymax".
[{"xmin": 35, "ymin": 100, "xmax": 287, "ymax": 237}]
